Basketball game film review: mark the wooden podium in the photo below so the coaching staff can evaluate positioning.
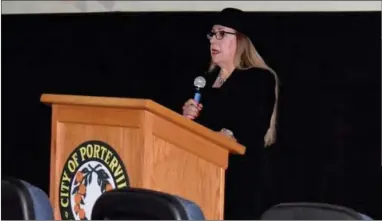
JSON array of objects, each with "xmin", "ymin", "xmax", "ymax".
[{"xmin": 41, "ymin": 93, "xmax": 245, "ymax": 220}]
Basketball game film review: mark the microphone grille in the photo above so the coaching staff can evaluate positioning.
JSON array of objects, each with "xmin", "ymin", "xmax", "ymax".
[{"xmin": 194, "ymin": 76, "xmax": 206, "ymax": 88}]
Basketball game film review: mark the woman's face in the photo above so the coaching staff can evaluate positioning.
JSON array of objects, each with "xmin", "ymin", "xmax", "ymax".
[{"xmin": 208, "ymin": 25, "xmax": 237, "ymax": 67}]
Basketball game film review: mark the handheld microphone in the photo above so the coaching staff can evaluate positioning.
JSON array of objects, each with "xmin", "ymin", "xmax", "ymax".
[{"xmin": 193, "ymin": 76, "xmax": 206, "ymax": 103}]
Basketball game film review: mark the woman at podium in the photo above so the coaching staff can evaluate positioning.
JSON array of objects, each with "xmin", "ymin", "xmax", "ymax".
[{"xmin": 181, "ymin": 8, "xmax": 280, "ymax": 219}]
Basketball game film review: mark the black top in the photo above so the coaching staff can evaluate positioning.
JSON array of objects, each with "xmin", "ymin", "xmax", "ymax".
[
  {"xmin": 170, "ymin": 66, "xmax": 277, "ymax": 219},
  {"xmin": 196, "ymin": 67, "xmax": 276, "ymax": 155}
]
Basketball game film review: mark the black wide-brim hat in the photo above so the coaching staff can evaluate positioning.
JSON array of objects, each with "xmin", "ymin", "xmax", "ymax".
[{"xmin": 212, "ymin": 8, "xmax": 249, "ymax": 36}]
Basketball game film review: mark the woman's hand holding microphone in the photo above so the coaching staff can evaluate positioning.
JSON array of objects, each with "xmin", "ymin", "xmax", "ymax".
[{"xmin": 182, "ymin": 99, "xmax": 203, "ymax": 120}]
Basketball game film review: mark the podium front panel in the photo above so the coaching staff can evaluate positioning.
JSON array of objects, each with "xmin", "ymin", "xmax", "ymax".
[{"xmin": 50, "ymin": 104, "xmax": 145, "ymax": 220}]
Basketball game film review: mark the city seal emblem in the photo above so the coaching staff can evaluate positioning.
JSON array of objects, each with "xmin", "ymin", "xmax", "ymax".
[{"xmin": 58, "ymin": 140, "xmax": 129, "ymax": 220}]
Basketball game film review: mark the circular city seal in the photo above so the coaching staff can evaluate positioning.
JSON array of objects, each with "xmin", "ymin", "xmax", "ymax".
[{"xmin": 58, "ymin": 140, "xmax": 130, "ymax": 220}]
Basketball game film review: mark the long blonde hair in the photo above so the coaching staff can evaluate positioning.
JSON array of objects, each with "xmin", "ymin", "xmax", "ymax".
[{"xmin": 209, "ymin": 32, "xmax": 280, "ymax": 147}]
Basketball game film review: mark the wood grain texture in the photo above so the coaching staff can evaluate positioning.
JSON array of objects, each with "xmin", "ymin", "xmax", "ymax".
[
  {"xmin": 142, "ymin": 136, "xmax": 225, "ymax": 220},
  {"xmin": 42, "ymin": 94, "xmax": 245, "ymax": 220}
]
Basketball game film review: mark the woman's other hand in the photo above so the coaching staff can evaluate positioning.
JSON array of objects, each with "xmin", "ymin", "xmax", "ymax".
[
  {"xmin": 182, "ymin": 99, "xmax": 203, "ymax": 120},
  {"xmin": 219, "ymin": 128, "xmax": 237, "ymax": 142}
]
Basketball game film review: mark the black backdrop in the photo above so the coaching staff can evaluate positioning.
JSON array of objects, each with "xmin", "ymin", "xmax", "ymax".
[{"xmin": 2, "ymin": 11, "xmax": 381, "ymax": 218}]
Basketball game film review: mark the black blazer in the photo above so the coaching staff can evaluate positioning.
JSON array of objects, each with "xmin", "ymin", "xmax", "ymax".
[
  {"xmin": 172, "ymin": 66, "xmax": 277, "ymax": 219},
  {"xmin": 195, "ymin": 67, "xmax": 276, "ymax": 154}
]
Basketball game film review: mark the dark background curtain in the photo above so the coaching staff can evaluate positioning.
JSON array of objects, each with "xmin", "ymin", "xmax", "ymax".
[{"xmin": 2, "ymin": 11, "xmax": 381, "ymax": 218}]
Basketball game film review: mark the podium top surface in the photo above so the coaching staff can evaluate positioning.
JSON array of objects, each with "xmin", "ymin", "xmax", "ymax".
[{"xmin": 41, "ymin": 93, "xmax": 245, "ymax": 155}]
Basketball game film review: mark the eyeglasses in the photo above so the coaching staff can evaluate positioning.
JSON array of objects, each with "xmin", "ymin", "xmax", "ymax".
[{"xmin": 207, "ymin": 30, "xmax": 236, "ymax": 40}]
